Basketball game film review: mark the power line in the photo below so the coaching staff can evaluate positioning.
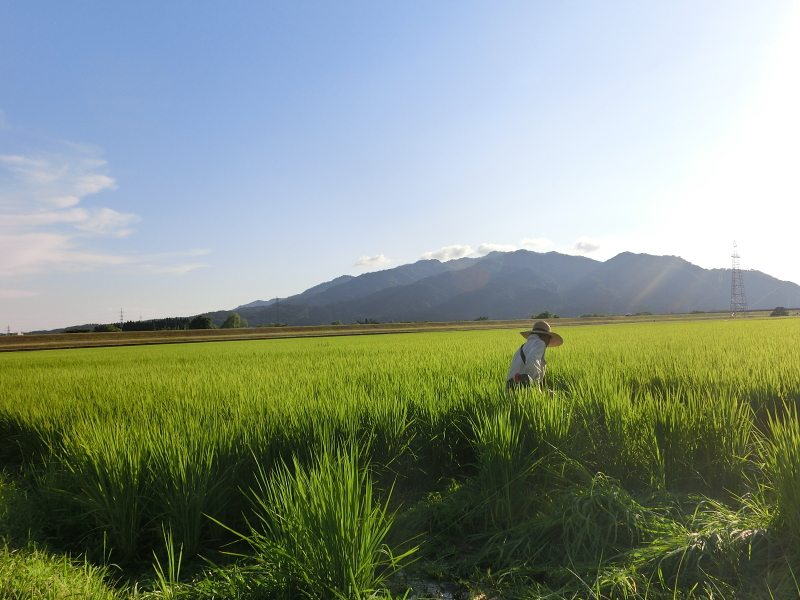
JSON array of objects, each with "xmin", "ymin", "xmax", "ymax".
[{"xmin": 730, "ymin": 241, "xmax": 748, "ymax": 318}]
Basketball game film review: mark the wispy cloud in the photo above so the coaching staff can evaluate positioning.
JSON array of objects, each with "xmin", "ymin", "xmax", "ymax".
[
  {"xmin": 0, "ymin": 207, "xmax": 139, "ymax": 237},
  {"xmin": 520, "ymin": 237, "xmax": 554, "ymax": 250},
  {"xmin": 0, "ymin": 232, "xmax": 134, "ymax": 277},
  {"xmin": 74, "ymin": 207, "xmax": 140, "ymax": 237},
  {"xmin": 354, "ymin": 254, "xmax": 391, "ymax": 268},
  {"xmin": 0, "ymin": 151, "xmax": 117, "ymax": 209},
  {"xmin": 568, "ymin": 236, "xmax": 603, "ymax": 255},
  {"xmin": 0, "ymin": 288, "xmax": 39, "ymax": 299},
  {"xmin": 0, "ymin": 126, "xmax": 206, "ymax": 278},
  {"xmin": 476, "ymin": 243, "xmax": 516, "ymax": 256},
  {"xmin": 137, "ymin": 248, "xmax": 213, "ymax": 260},
  {"xmin": 420, "ymin": 244, "xmax": 474, "ymax": 261},
  {"xmin": 140, "ymin": 263, "xmax": 210, "ymax": 274}
]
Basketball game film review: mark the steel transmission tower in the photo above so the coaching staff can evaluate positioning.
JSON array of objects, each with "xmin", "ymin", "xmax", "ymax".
[{"xmin": 730, "ymin": 241, "xmax": 748, "ymax": 317}]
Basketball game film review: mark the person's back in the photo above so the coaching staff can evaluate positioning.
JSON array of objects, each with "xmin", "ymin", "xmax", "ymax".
[{"xmin": 506, "ymin": 320, "xmax": 563, "ymax": 390}]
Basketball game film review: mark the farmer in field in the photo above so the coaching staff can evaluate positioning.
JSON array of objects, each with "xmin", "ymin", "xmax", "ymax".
[{"xmin": 506, "ymin": 320, "xmax": 563, "ymax": 390}]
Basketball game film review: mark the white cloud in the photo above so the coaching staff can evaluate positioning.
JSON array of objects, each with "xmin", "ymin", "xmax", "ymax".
[
  {"xmin": 0, "ymin": 206, "xmax": 140, "ymax": 237},
  {"xmin": 0, "ymin": 288, "xmax": 39, "ymax": 299},
  {"xmin": 0, "ymin": 131, "xmax": 202, "ymax": 278},
  {"xmin": 0, "ymin": 208, "xmax": 89, "ymax": 227},
  {"xmin": 74, "ymin": 207, "xmax": 141, "ymax": 237},
  {"xmin": 520, "ymin": 237, "xmax": 554, "ymax": 250},
  {"xmin": 185, "ymin": 248, "xmax": 212, "ymax": 256},
  {"xmin": 0, "ymin": 146, "xmax": 135, "ymax": 251},
  {"xmin": 568, "ymin": 237, "xmax": 603, "ymax": 255},
  {"xmin": 475, "ymin": 243, "xmax": 517, "ymax": 257},
  {"xmin": 0, "ymin": 233, "xmax": 134, "ymax": 277},
  {"xmin": 354, "ymin": 254, "xmax": 392, "ymax": 268},
  {"xmin": 0, "ymin": 152, "xmax": 117, "ymax": 208},
  {"xmin": 420, "ymin": 244, "xmax": 474, "ymax": 261},
  {"xmin": 140, "ymin": 263, "xmax": 210, "ymax": 274}
]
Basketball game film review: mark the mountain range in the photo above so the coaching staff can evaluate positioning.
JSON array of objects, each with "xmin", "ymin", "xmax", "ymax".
[{"xmin": 202, "ymin": 250, "xmax": 800, "ymax": 327}]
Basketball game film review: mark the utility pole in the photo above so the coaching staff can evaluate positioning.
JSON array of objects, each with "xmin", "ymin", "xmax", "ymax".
[
  {"xmin": 6, "ymin": 325, "xmax": 9, "ymax": 336},
  {"xmin": 730, "ymin": 241, "xmax": 749, "ymax": 318},
  {"xmin": 120, "ymin": 308, "xmax": 124, "ymax": 328}
]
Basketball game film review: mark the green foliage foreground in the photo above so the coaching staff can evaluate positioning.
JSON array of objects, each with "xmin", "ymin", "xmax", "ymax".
[{"xmin": 1, "ymin": 318, "xmax": 800, "ymax": 598}]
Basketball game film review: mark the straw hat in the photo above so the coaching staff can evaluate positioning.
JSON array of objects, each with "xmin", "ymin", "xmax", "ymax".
[{"xmin": 520, "ymin": 320, "xmax": 563, "ymax": 347}]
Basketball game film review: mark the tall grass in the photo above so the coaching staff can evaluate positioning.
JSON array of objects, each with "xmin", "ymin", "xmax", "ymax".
[
  {"xmin": 1, "ymin": 318, "xmax": 799, "ymax": 594},
  {"xmin": 244, "ymin": 443, "xmax": 416, "ymax": 599},
  {"xmin": 768, "ymin": 405, "xmax": 800, "ymax": 543},
  {"xmin": 0, "ymin": 543, "xmax": 120, "ymax": 600}
]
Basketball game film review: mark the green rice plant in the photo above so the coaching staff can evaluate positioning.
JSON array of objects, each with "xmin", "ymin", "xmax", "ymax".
[
  {"xmin": 632, "ymin": 389, "xmax": 753, "ymax": 493},
  {"xmin": 471, "ymin": 406, "xmax": 529, "ymax": 528},
  {"xmin": 569, "ymin": 384, "xmax": 655, "ymax": 488},
  {"xmin": 767, "ymin": 404, "xmax": 800, "ymax": 542},
  {"xmin": 554, "ymin": 472, "xmax": 658, "ymax": 565},
  {"xmin": 59, "ymin": 421, "xmax": 150, "ymax": 560},
  {"xmin": 146, "ymin": 420, "xmax": 234, "ymax": 556},
  {"xmin": 469, "ymin": 397, "xmax": 563, "ymax": 529},
  {"xmin": 473, "ymin": 467, "xmax": 669, "ymax": 575},
  {"xmin": 151, "ymin": 525, "xmax": 184, "ymax": 599},
  {"xmin": 0, "ymin": 542, "xmax": 121, "ymax": 600},
  {"xmin": 629, "ymin": 496, "xmax": 772, "ymax": 594},
  {"xmin": 2, "ymin": 317, "xmax": 800, "ymax": 591},
  {"xmin": 244, "ymin": 444, "xmax": 417, "ymax": 600}
]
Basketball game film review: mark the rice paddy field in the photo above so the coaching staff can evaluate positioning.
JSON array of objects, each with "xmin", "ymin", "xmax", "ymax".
[{"xmin": 2, "ymin": 317, "xmax": 800, "ymax": 599}]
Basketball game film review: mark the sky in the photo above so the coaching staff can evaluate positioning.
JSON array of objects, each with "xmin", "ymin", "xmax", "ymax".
[{"xmin": 1, "ymin": 1, "xmax": 798, "ymax": 332}]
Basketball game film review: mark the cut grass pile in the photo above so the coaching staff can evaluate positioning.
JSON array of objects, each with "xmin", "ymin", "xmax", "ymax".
[{"xmin": 1, "ymin": 318, "xmax": 800, "ymax": 598}]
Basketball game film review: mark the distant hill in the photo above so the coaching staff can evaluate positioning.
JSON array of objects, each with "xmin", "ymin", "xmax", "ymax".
[
  {"xmin": 234, "ymin": 274, "xmax": 358, "ymax": 310},
  {"xmin": 216, "ymin": 250, "xmax": 800, "ymax": 327},
  {"xmin": 47, "ymin": 250, "xmax": 800, "ymax": 333}
]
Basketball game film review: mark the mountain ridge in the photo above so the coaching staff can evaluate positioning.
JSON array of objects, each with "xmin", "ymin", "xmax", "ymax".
[
  {"xmin": 215, "ymin": 250, "xmax": 800, "ymax": 327},
  {"xmin": 40, "ymin": 250, "xmax": 800, "ymax": 332}
]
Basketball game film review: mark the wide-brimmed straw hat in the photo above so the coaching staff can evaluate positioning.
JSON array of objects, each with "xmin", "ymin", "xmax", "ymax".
[{"xmin": 520, "ymin": 320, "xmax": 563, "ymax": 347}]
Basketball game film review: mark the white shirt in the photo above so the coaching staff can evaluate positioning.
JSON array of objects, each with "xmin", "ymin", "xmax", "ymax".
[{"xmin": 506, "ymin": 335, "xmax": 547, "ymax": 383}]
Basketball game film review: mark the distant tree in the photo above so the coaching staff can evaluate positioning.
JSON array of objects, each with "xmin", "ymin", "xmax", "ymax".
[
  {"xmin": 356, "ymin": 318, "xmax": 380, "ymax": 325},
  {"xmin": 94, "ymin": 324, "xmax": 122, "ymax": 332},
  {"xmin": 65, "ymin": 328, "xmax": 93, "ymax": 334},
  {"xmin": 268, "ymin": 322, "xmax": 287, "ymax": 327},
  {"xmin": 221, "ymin": 313, "xmax": 248, "ymax": 328},
  {"xmin": 120, "ymin": 317, "xmax": 191, "ymax": 331},
  {"xmin": 474, "ymin": 316, "xmax": 489, "ymax": 321},
  {"xmin": 633, "ymin": 311, "xmax": 653, "ymax": 316},
  {"xmin": 770, "ymin": 307, "xmax": 790, "ymax": 317},
  {"xmin": 331, "ymin": 320, "xmax": 343, "ymax": 325},
  {"xmin": 189, "ymin": 315, "xmax": 215, "ymax": 329},
  {"xmin": 533, "ymin": 311, "xmax": 559, "ymax": 319},
  {"xmin": 580, "ymin": 313, "xmax": 607, "ymax": 318},
  {"xmin": 690, "ymin": 310, "xmax": 705, "ymax": 314}
]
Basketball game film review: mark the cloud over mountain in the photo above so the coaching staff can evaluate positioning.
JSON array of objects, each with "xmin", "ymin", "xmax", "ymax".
[
  {"xmin": 420, "ymin": 244, "xmax": 473, "ymax": 261},
  {"xmin": 354, "ymin": 254, "xmax": 391, "ymax": 268},
  {"xmin": 521, "ymin": 237, "xmax": 554, "ymax": 250},
  {"xmin": 569, "ymin": 237, "xmax": 602, "ymax": 255},
  {"xmin": 476, "ymin": 243, "xmax": 516, "ymax": 256}
]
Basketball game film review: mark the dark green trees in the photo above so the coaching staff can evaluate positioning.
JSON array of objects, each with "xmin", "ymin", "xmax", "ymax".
[
  {"xmin": 221, "ymin": 313, "xmax": 248, "ymax": 328},
  {"xmin": 189, "ymin": 315, "xmax": 215, "ymax": 329}
]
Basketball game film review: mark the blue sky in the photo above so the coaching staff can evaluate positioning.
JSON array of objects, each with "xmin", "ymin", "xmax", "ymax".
[{"xmin": 1, "ymin": 1, "xmax": 798, "ymax": 331}]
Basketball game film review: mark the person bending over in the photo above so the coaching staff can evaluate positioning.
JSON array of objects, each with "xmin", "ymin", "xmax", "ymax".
[{"xmin": 506, "ymin": 320, "xmax": 563, "ymax": 390}]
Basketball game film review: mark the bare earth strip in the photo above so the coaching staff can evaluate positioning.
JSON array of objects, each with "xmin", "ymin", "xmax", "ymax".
[{"xmin": 0, "ymin": 311, "xmax": 774, "ymax": 352}]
